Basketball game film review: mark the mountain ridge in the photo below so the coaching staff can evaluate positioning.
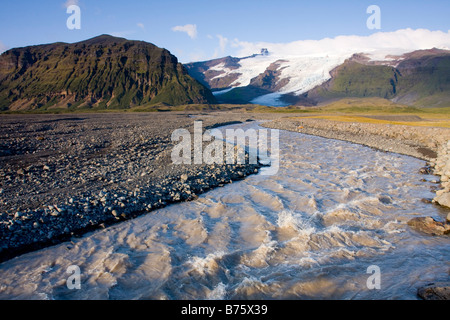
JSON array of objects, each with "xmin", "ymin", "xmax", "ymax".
[
  {"xmin": 185, "ymin": 48, "xmax": 450, "ymax": 108},
  {"xmin": 0, "ymin": 35, "xmax": 216, "ymax": 111}
]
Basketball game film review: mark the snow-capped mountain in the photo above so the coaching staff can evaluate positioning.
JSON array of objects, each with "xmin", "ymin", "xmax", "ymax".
[
  {"xmin": 185, "ymin": 29, "xmax": 450, "ymax": 107},
  {"xmin": 186, "ymin": 48, "xmax": 450, "ymax": 107},
  {"xmin": 186, "ymin": 52, "xmax": 346, "ymax": 106}
]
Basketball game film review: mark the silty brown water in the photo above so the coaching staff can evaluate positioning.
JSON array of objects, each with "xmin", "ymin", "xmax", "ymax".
[{"xmin": 0, "ymin": 122, "xmax": 448, "ymax": 300}]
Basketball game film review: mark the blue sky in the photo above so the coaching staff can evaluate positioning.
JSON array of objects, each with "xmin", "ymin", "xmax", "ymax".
[{"xmin": 0, "ymin": 0, "xmax": 449, "ymax": 63}]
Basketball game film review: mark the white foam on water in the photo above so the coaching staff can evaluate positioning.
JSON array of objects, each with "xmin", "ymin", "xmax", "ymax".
[
  {"xmin": 207, "ymin": 282, "xmax": 227, "ymax": 300},
  {"xmin": 241, "ymin": 238, "xmax": 278, "ymax": 268},
  {"xmin": 187, "ymin": 251, "xmax": 226, "ymax": 276},
  {"xmin": 276, "ymin": 210, "xmax": 316, "ymax": 236}
]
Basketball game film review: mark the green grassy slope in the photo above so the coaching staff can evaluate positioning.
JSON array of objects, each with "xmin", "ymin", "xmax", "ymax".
[
  {"xmin": 307, "ymin": 53, "xmax": 450, "ymax": 108},
  {"xmin": 0, "ymin": 35, "xmax": 216, "ymax": 111},
  {"xmin": 307, "ymin": 61, "xmax": 399, "ymax": 102}
]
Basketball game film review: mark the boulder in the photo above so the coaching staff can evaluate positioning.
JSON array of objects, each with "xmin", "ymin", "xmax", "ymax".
[
  {"xmin": 434, "ymin": 192, "xmax": 450, "ymax": 208},
  {"xmin": 407, "ymin": 216, "xmax": 450, "ymax": 236},
  {"xmin": 418, "ymin": 283, "xmax": 450, "ymax": 300}
]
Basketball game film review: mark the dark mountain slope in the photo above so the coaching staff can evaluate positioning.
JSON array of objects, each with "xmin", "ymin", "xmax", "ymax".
[{"xmin": 0, "ymin": 35, "xmax": 216, "ymax": 111}]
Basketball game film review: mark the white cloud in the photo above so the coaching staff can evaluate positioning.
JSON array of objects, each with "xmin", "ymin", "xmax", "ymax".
[
  {"xmin": 0, "ymin": 41, "xmax": 7, "ymax": 54},
  {"xmin": 172, "ymin": 24, "xmax": 197, "ymax": 40},
  {"xmin": 211, "ymin": 35, "xmax": 229, "ymax": 59},
  {"xmin": 189, "ymin": 50, "xmax": 206, "ymax": 62},
  {"xmin": 64, "ymin": 0, "xmax": 79, "ymax": 8},
  {"xmin": 217, "ymin": 35, "xmax": 228, "ymax": 53},
  {"xmin": 110, "ymin": 30, "xmax": 136, "ymax": 38},
  {"xmin": 231, "ymin": 28, "xmax": 450, "ymax": 60},
  {"xmin": 137, "ymin": 22, "xmax": 145, "ymax": 30}
]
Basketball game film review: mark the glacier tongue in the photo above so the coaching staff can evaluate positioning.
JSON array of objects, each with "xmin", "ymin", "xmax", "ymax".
[
  {"xmin": 228, "ymin": 55, "xmax": 275, "ymax": 87},
  {"xmin": 275, "ymin": 54, "xmax": 350, "ymax": 95},
  {"xmin": 250, "ymin": 92, "xmax": 290, "ymax": 107},
  {"xmin": 210, "ymin": 53, "xmax": 352, "ymax": 96}
]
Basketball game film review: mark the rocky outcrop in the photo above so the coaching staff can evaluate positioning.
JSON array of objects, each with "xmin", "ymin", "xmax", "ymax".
[
  {"xmin": 249, "ymin": 60, "xmax": 289, "ymax": 92},
  {"xmin": 418, "ymin": 283, "xmax": 450, "ymax": 300},
  {"xmin": 184, "ymin": 56, "xmax": 243, "ymax": 90},
  {"xmin": 407, "ymin": 217, "xmax": 450, "ymax": 236}
]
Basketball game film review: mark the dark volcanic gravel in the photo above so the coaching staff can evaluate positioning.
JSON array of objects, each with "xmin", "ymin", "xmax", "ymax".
[{"xmin": 0, "ymin": 112, "xmax": 285, "ymax": 262}]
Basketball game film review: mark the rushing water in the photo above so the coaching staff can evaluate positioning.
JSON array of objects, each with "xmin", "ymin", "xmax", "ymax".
[{"xmin": 0, "ymin": 122, "xmax": 449, "ymax": 300}]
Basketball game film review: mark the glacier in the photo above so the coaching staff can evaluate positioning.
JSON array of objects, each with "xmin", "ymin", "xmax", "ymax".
[{"xmin": 204, "ymin": 29, "xmax": 450, "ymax": 104}]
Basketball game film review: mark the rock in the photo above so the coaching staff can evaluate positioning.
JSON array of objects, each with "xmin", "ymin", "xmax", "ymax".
[
  {"xmin": 419, "ymin": 166, "xmax": 433, "ymax": 174},
  {"xmin": 378, "ymin": 196, "xmax": 392, "ymax": 204},
  {"xmin": 417, "ymin": 283, "xmax": 450, "ymax": 300},
  {"xmin": 50, "ymin": 211, "xmax": 60, "ymax": 217},
  {"xmin": 447, "ymin": 212, "xmax": 450, "ymax": 223},
  {"xmin": 172, "ymin": 193, "xmax": 181, "ymax": 201},
  {"xmin": 435, "ymin": 192, "xmax": 450, "ymax": 208},
  {"xmin": 407, "ymin": 216, "xmax": 450, "ymax": 236},
  {"xmin": 180, "ymin": 174, "xmax": 188, "ymax": 182}
]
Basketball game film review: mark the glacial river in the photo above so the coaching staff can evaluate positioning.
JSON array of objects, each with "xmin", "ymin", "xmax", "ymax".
[{"xmin": 0, "ymin": 122, "xmax": 449, "ymax": 300}]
